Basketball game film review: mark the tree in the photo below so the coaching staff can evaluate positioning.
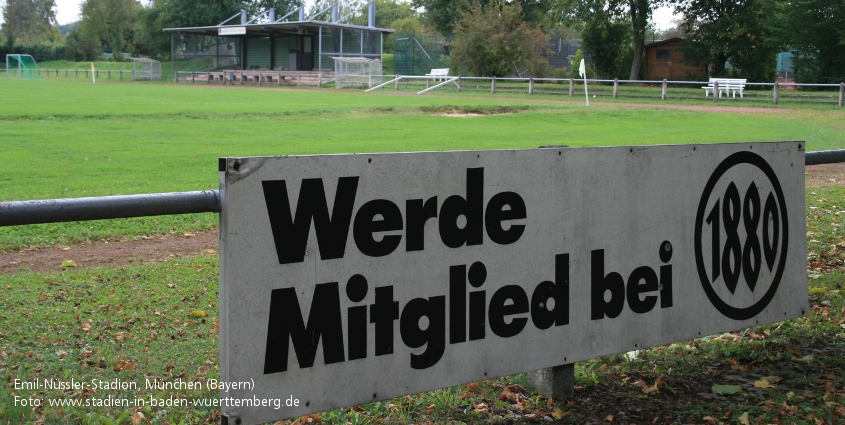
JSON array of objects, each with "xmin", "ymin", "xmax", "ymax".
[
  {"xmin": 769, "ymin": 0, "xmax": 845, "ymax": 84},
  {"xmin": 343, "ymin": 0, "xmax": 419, "ymax": 52},
  {"xmin": 64, "ymin": 27, "xmax": 100, "ymax": 61},
  {"xmin": 134, "ymin": 0, "xmax": 247, "ymax": 59},
  {"xmin": 451, "ymin": 2, "xmax": 548, "ymax": 77},
  {"xmin": 552, "ymin": 0, "xmax": 663, "ymax": 79},
  {"xmin": 577, "ymin": 0, "xmax": 631, "ymax": 78},
  {"xmin": 79, "ymin": 0, "xmax": 140, "ymax": 61},
  {"xmin": 412, "ymin": 0, "xmax": 555, "ymax": 35},
  {"xmin": 0, "ymin": 0, "xmax": 56, "ymax": 49},
  {"xmin": 675, "ymin": 0, "xmax": 778, "ymax": 82}
]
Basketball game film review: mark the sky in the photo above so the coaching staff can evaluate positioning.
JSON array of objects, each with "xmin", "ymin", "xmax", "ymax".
[{"xmin": 4, "ymin": 1, "xmax": 680, "ymax": 31}]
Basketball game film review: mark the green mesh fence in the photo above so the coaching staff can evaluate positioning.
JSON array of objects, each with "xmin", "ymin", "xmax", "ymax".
[
  {"xmin": 5, "ymin": 54, "xmax": 43, "ymax": 80},
  {"xmin": 392, "ymin": 34, "xmax": 578, "ymax": 77},
  {"xmin": 393, "ymin": 33, "xmax": 451, "ymax": 76}
]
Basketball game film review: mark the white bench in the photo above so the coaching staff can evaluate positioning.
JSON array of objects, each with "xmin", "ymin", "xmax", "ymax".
[
  {"xmin": 425, "ymin": 68, "xmax": 450, "ymax": 81},
  {"xmin": 703, "ymin": 78, "xmax": 747, "ymax": 98}
]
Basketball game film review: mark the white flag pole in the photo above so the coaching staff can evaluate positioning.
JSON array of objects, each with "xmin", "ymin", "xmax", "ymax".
[{"xmin": 579, "ymin": 59, "xmax": 589, "ymax": 106}]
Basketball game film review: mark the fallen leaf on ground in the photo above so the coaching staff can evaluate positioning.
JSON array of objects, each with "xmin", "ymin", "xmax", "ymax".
[
  {"xmin": 738, "ymin": 412, "xmax": 750, "ymax": 425},
  {"xmin": 761, "ymin": 375, "xmax": 782, "ymax": 384},
  {"xmin": 552, "ymin": 407, "xmax": 565, "ymax": 419},
  {"xmin": 131, "ymin": 412, "xmax": 146, "ymax": 425},
  {"xmin": 754, "ymin": 379, "xmax": 775, "ymax": 389},
  {"xmin": 605, "ymin": 414, "xmax": 614, "ymax": 421},
  {"xmin": 190, "ymin": 310, "xmax": 208, "ymax": 317},
  {"xmin": 61, "ymin": 260, "xmax": 77, "ymax": 267}
]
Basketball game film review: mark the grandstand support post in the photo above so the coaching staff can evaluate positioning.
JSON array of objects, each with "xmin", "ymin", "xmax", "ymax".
[
  {"xmin": 457, "ymin": 76, "xmax": 462, "ymax": 92},
  {"xmin": 491, "ymin": 77, "xmax": 496, "ymax": 93},
  {"xmin": 773, "ymin": 81, "xmax": 779, "ymax": 105},
  {"xmin": 569, "ymin": 79, "xmax": 574, "ymax": 96},
  {"xmin": 838, "ymin": 83, "xmax": 843, "ymax": 107},
  {"xmin": 661, "ymin": 79, "xmax": 667, "ymax": 100},
  {"xmin": 713, "ymin": 80, "xmax": 719, "ymax": 103},
  {"xmin": 613, "ymin": 79, "xmax": 618, "ymax": 98}
]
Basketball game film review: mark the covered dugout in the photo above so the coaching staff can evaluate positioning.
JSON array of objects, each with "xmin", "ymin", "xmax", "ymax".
[{"xmin": 164, "ymin": 2, "xmax": 393, "ymax": 85}]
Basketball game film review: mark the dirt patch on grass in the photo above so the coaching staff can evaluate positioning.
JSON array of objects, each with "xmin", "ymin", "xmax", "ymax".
[
  {"xmin": 438, "ymin": 112, "xmax": 485, "ymax": 117},
  {"xmin": 806, "ymin": 162, "xmax": 845, "ymax": 188},
  {"xmin": 0, "ymin": 230, "xmax": 218, "ymax": 274}
]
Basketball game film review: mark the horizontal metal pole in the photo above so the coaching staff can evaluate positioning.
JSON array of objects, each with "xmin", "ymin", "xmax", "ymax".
[
  {"xmin": 0, "ymin": 190, "xmax": 220, "ymax": 227},
  {"xmin": 806, "ymin": 149, "xmax": 845, "ymax": 165},
  {"xmin": 1, "ymin": 149, "xmax": 843, "ymax": 227}
]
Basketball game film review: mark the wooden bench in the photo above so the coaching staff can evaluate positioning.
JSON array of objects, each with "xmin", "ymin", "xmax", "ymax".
[
  {"xmin": 703, "ymin": 78, "xmax": 747, "ymax": 98},
  {"xmin": 425, "ymin": 68, "xmax": 450, "ymax": 81}
]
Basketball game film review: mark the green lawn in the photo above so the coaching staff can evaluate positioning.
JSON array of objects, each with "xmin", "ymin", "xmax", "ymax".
[
  {"xmin": 0, "ymin": 77, "xmax": 844, "ymax": 425},
  {"xmin": 1, "ymin": 78, "xmax": 843, "ymax": 250}
]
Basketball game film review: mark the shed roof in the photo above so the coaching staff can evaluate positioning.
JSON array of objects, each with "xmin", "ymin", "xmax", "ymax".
[
  {"xmin": 164, "ymin": 20, "xmax": 394, "ymax": 36},
  {"xmin": 644, "ymin": 37, "xmax": 683, "ymax": 49}
]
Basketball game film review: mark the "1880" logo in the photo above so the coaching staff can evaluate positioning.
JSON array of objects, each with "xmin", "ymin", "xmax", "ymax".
[{"xmin": 694, "ymin": 151, "xmax": 789, "ymax": 320}]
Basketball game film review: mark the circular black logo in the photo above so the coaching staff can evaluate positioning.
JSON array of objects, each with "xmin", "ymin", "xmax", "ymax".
[{"xmin": 694, "ymin": 151, "xmax": 789, "ymax": 320}]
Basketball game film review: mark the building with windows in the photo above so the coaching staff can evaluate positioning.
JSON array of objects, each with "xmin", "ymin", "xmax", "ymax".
[
  {"xmin": 165, "ymin": 2, "xmax": 393, "ymax": 85},
  {"xmin": 644, "ymin": 38, "xmax": 706, "ymax": 81}
]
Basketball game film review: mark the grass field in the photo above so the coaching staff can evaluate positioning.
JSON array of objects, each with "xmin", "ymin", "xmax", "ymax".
[
  {"xmin": 1, "ymin": 77, "xmax": 844, "ymax": 424},
  {"xmin": 2, "ymin": 78, "xmax": 844, "ymax": 250}
]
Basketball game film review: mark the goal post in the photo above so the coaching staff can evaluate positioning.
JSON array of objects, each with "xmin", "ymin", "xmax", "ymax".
[{"xmin": 5, "ymin": 54, "xmax": 43, "ymax": 80}]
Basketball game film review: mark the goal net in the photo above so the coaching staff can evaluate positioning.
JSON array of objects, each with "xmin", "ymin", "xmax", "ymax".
[
  {"xmin": 5, "ymin": 54, "xmax": 43, "ymax": 80},
  {"xmin": 334, "ymin": 57, "xmax": 383, "ymax": 89}
]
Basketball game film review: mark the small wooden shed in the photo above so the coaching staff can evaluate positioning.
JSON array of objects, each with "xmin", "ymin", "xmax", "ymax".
[{"xmin": 644, "ymin": 38, "xmax": 705, "ymax": 81}]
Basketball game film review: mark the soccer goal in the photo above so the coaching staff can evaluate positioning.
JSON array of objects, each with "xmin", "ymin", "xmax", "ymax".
[
  {"xmin": 130, "ymin": 57, "xmax": 162, "ymax": 80},
  {"xmin": 5, "ymin": 54, "xmax": 43, "ymax": 80},
  {"xmin": 334, "ymin": 57, "xmax": 383, "ymax": 89}
]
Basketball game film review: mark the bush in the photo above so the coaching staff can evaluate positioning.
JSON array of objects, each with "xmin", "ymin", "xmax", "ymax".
[
  {"xmin": 450, "ymin": 2, "xmax": 548, "ymax": 77},
  {"xmin": 0, "ymin": 40, "xmax": 66, "ymax": 63}
]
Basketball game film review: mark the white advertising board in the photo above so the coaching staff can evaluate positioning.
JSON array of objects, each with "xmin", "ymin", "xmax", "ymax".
[
  {"xmin": 218, "ymin": 142, "xmax": 807, "ymax": 424},
  {"xmin": 218, "ymin": 26, "xmax": 246, "ymax": 36}
]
